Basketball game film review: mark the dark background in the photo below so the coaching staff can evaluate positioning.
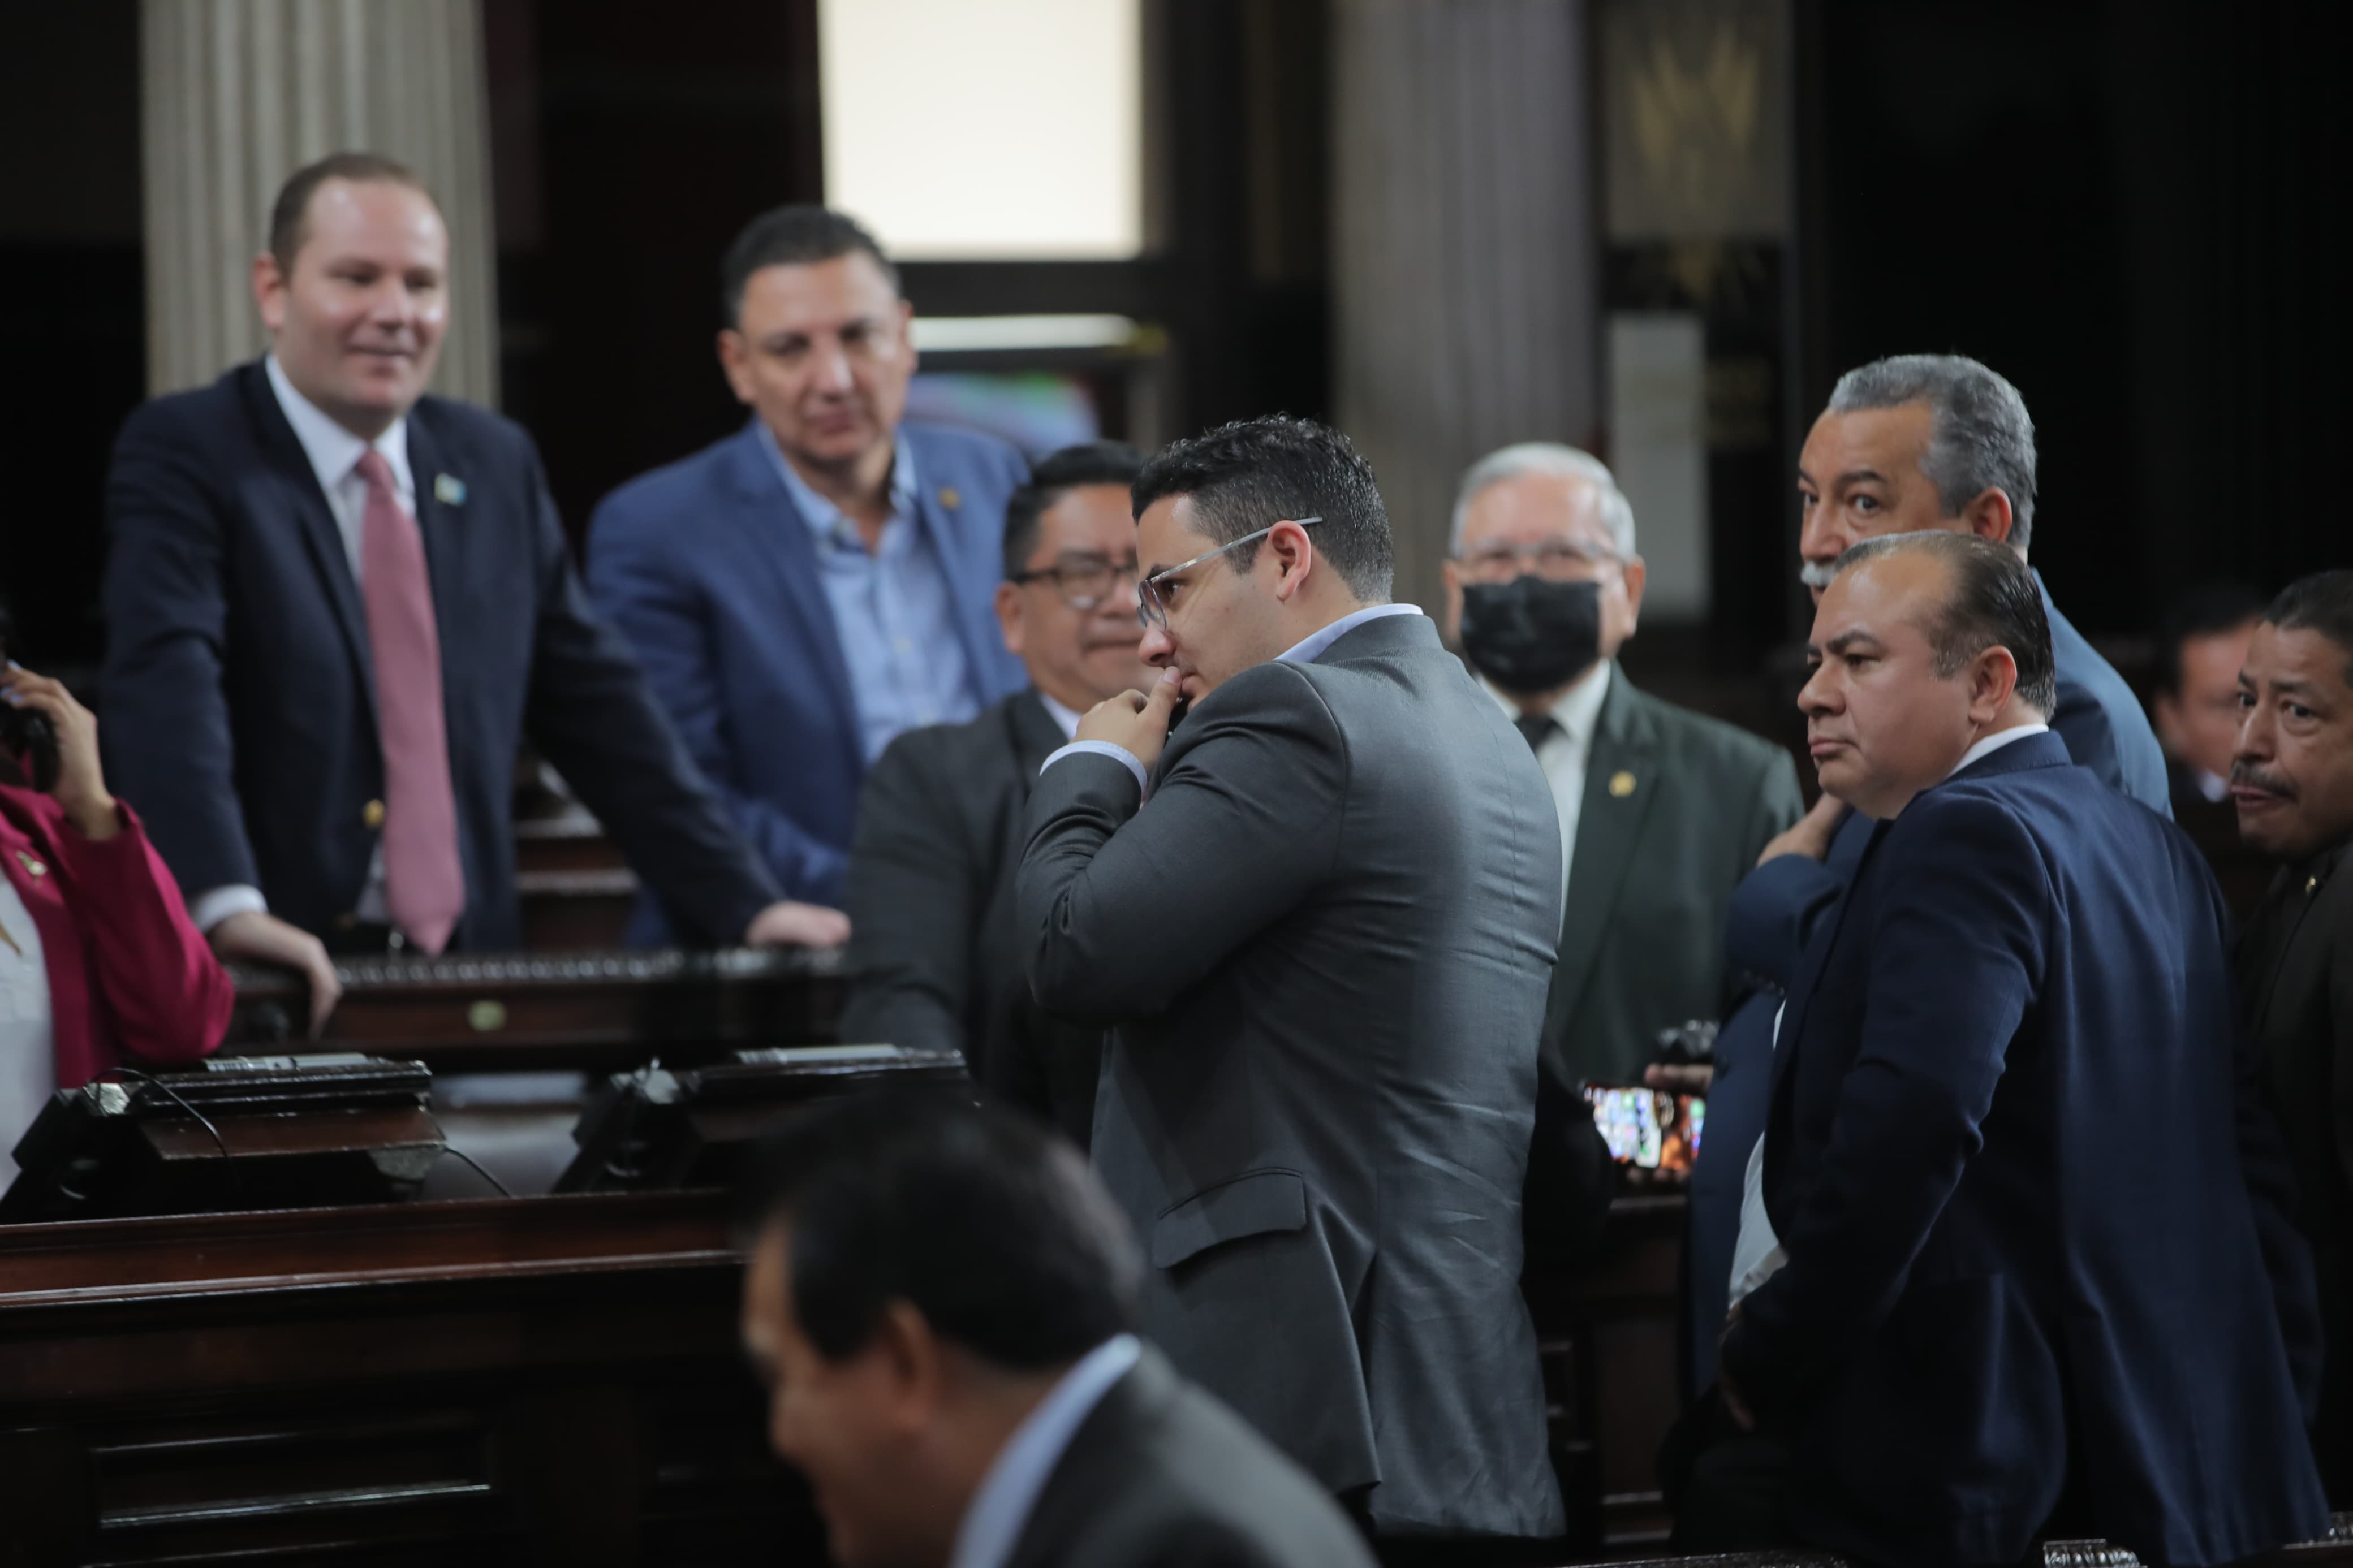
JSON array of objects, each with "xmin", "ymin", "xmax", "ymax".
[{"xmin": 2, "ymin": 0, "xmax": 2342, "ymax": 692}]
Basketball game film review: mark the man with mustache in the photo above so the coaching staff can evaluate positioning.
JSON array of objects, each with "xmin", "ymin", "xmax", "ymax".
[
  {"xmin": 589, "ymin": 206, "xmax": 1029, "ymax": 938},
  {"xmin": 841, "ymin": 442, "xmax": 1151, "ymax": 1148},
  {"xmin": 1686, "ymin": 532, "xmax": 2324, "ymax": 1563},
  {"xmin": 101, "ymin": 154, "xmax": 837, "ymax": 1019},
  {"xmin": 2233, "ymin": 569, "xmax": 2353, "ymax": 1502}
]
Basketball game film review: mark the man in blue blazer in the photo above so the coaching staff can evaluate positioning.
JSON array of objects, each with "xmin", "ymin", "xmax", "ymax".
[
  {"xmin": 1679, "ymin": 353, "xmax": 2172, "ymax": 1392},
  {"xmin": 101, "ymin": 154, "xmax": 837, "ymax": 1022},
  {"xmin": 588, "ymin": 208, "xmax": 1027, "ymax": 938},
  {"xmin": 1693, "ymin": 532, "xmax": 2326, "ymax": 1566}
]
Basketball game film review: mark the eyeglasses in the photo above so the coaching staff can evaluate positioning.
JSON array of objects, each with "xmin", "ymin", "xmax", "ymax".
[
  {"xmin": 1453, "ymin": 537, "xmax": 1618, "ymax": 584},
  {"xmin": 1009, "ymin": 552, "xmax": 1141, "ymax": 611},
  {"xmin": 1137, "ymin": 517, "xmax": 1322, "ymax": 630}
]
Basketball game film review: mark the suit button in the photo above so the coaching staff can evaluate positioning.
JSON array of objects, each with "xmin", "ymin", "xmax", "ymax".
[
  {"xmin": 363, "ymin": 799, "xmax": 386, "ymax": 829},
  {"xmin": 335, "ymin": 912, "xmax": 360, "ymax": 930}
]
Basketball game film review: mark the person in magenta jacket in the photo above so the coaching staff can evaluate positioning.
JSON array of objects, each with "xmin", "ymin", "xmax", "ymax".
[{"xmin": 2, "ymin": 656, "xmax": 232, "ymax": 1172}]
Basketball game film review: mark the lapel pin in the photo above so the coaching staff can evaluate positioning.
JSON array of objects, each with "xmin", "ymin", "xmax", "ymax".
[
  {"xmin": 1609, "ymin": 771, "xmax": 1637, "ymax": 798},
  {"xmin": 15, "ymin": 850, "xmax": 46, "ymax": 878},
  {"xmin": 937, "ymin": 486, "xmax": 961, "ymax": 511},
  {"xmin": 434, "ymin": 473, "xmax": 467, "ymax": 506}
]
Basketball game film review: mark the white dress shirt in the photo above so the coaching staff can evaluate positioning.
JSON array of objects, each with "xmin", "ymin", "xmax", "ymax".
[
  {"xmin": 189, "ymin": 357, "xmax": 413, "ymax": 934},
  {"xmin": 1483, "ymin": 659, "xmax": 1613, "ymax": 908},
  {"xmin": 1039, "ymin": 604, "xmax": 1425, "ymax": 792},
  {"xmin": 1036, "ymin": 692, "xmax": 1084, "ymax": 742},
  {"xmin": 1725, "ymin": 720, "xmax": 2055, "ymax": 1311},
  {"xmin": 950, "ymin": 1334, "xmax": 1142, "ymax": 1568},
  {"xmin": 0, "ymin": 876, "xmax": 55, "ymax": 1188}
]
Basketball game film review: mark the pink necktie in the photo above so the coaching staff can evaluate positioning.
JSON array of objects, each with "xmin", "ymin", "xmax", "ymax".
[{"xmin": 355, "ymin": 450, "xmax": 465, "ymax": 954}]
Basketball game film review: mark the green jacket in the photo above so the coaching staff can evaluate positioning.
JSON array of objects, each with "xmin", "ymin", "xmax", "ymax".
[{"xmin": 1544, "ymin": 668, "xmax": 1804, "ymax": 1085}]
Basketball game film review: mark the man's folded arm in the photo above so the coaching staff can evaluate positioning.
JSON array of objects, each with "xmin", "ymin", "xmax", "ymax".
[
  {"xmin": 838, "ymin": 735, "xmax": 977, "ymax": 1056},
  {"xmin": 523, "ymin": 468, "xmax": 782, "ymax": 943},
  {"xmin": 98, "ymin": 411, "xmax": 260, "ymax": 900},
  {"xmin": 1722, "ymin": 794, "xmax": 2044, "ymax": 1415},
  {"xmin": 1018, "ymin": 665, "xmax": 1347, "ymax": 1027}
]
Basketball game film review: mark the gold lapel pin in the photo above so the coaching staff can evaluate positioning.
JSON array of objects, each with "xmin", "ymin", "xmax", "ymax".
[
  {"xmin": 937, "ymin": 486, "xmax": 961, "ymax": 510},
  {"xmin": 434, "ymin": 473, "xmax": 467, "ymax": 506},
  {"xmin": 15, "ymin": 850, "xmax": 46, "ymax": 878},
  {"xmin": 1609, "ymin": 771, "xmax": 1637, "ymax": 798}
]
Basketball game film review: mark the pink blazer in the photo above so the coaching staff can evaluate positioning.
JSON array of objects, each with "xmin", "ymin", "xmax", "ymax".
[{"xmin": 0, "ymin": 784, "xmax": 233, "ymax": 1088}]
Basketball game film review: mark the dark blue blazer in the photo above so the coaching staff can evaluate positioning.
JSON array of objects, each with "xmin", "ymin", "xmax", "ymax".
[
  {"xmin": 100, "ymin": 361, "xmax": 781, "ymax": 950},
  {"xmin": 587, "ymin": 419, "xmax": 1027, "ymax": 935},
  {"xmin": 1686, "ymin": 579, "xmax": 2171, "ymax": 1388},
  {"xmin": 1719, "ymin": 732, "xmax": 2328, "ymax": 1567}
]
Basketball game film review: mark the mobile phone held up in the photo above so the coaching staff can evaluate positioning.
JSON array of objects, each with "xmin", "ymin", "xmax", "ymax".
[{"xmin": 1583, "ymin": 1083, "xmax": 1704, "ymax": 1175}]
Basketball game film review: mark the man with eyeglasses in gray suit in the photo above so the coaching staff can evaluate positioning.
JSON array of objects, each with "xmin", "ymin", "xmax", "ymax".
[{"xmin": 1016, "ymin": 416, "xmax": 1567, "ymax": 1561}]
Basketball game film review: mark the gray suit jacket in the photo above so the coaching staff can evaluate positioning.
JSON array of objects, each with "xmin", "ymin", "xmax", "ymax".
[
  {"xmin": 1546, "ymin": 669, "xmax": 1804, "ymax": 1085},
  {"xmin": 1018, "ymin": 611, "xmax": 1565, "ymax": 1538},
  {"xmin": 1006, "ymin": 1346, "xmax": 1377, "ymax": 1568}
]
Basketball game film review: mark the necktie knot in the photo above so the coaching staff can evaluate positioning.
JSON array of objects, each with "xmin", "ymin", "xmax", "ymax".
[
  {"xmin": 354, "ymin": 449, "xmax": 395, "ymax": 497},
  {"xmin": 1514, "ymin": 712, "xmax": 1557, "ymax": 753}
]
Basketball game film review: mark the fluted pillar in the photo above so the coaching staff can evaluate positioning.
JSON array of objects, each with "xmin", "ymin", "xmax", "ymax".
[
  {"xmin": 1331, "ymin": 0, "xmax": 1597, "ymax": 612},
  {"xmin": 140, "ymin": 0, "xmax": 500, "ymax": 405}
]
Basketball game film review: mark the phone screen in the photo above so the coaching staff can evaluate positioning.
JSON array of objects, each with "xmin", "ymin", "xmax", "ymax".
[{"xmin": 1584, "ymin": 1086, "xmax": 1705, "ymax": 1173}]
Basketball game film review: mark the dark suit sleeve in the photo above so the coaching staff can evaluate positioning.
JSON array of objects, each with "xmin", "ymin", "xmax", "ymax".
[
  {"xmin": 586, "ymin": 498, "xmax": 851, "ymax": 904},
  {"xmin": 1742, "ymin": 749, "xmax": 1806, "ymax": 867},
  {"xmin": 1720, "ymin": 793, "xmax": 2046, "ymax": 1417},
  {"xmin": 1721, "ymin": 850, "xmax": 1847, "ymax": 993},
  {"xmin": 1018, "ymin": 665, "xmax": 1346, "ymax": 1028},
  {"xmin": 839, "ymin": 732, "xmax": 978, "ymax": 1056},
  {"xmin": 98, "ymin": 407, "xmax": 258, "ymax": 898},
  {"xmin": 2233, "ymin": 945, "xmax": 2329, "ymax": 1416},
  {"xmin": 516, "ymin": 450, "xmax": 783, "ymax": 943}
]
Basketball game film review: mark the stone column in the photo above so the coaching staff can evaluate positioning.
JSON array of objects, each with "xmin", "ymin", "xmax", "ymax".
[
  {"xmin": 1330, "ymin": 0, "xmax": 1597, "ymax": 613},
  {"xmin": 140, "ymin": 0, "xmax": 500, "ymax": 405}
]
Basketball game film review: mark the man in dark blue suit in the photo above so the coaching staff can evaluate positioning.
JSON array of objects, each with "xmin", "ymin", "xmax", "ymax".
[
  {"xmin": 101, "ymin": 154, "xmax": 840, "ymax": 1025},
  {"xmin": 588, "ymin": 208, "xmax": 1027, "ymax": 938},
  {"xmin": 1680, "ymin": 354, "xmax": 2172, "ymax": 1392},
  {"xmin": 1687, "ymin": 532, "xmax": 2326, "ymax": 1566}
]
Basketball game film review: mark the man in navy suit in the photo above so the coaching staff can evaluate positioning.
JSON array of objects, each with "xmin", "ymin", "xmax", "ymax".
[
  {"xmin": 1677, "ymin": 353, "xmax": 2173, "ymax": 1393},
  {"xmin": 101, "ymin": 154, "xmax": 842, "ymax": 1027},
  {"xmin": 588, "ymin": 208, "xmax": 1027, "ymax": 936},
  {"xmin": 1686, "ymin": 532, "xmax": 2326, "ymax": 1566}
]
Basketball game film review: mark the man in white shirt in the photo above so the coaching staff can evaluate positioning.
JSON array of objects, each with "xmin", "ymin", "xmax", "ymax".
[
  {"xmin": 736, "ymin": 1091, "xmax": 1373, "ymax": 1568},
  {"xmin": 1443, "ymin": 443, "xmax": 1802, "ymax": 1090}
]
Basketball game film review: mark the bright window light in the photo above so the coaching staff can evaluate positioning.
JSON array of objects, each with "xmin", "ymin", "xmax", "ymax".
[{"xmin": 818, "ymin": 0, "xmax": 1142, "ymax": 259}]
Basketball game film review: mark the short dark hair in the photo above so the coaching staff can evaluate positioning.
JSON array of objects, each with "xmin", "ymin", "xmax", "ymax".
[
  {"xmin": 2262, "ymin": 569, "xmax": 2353, "ymax": 689},
  {"xmin": 1130, "ymin": 415, "xmax": 1394, "ymax": 601},
  {"xmin": 720, "ymin": 205, "xmax": 898, "ymax": 328},
  {"xmin": 1835, "ymin": 532, "xmax": 2058, "ymax": 716},
  {"xmin": 734, "ymin": 1089, "xmax": 1139, "ymax": 1371},
  {"xmin": 1827, "ymin": 355, "xmax": 2039, "ymax": 552},
  {"xmin": 1002, "ymin": 440, "xmax": 1148, "ymax": 581},
  {"xmin": 269, "ymin": 152, "xmax": 434, "ymax": 275},
  {"xmin": 2155, "ymin": 582, "xmax": 2268, "ymax": 697}
]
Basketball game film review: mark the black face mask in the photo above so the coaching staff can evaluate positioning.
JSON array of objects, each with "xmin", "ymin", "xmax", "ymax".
[{"xmin": 1459, "ymin": 576, "xmax": 1602, "ymax": 695}]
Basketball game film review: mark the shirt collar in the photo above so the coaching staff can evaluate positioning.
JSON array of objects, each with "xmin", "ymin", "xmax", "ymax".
[
  {"xmin": 1946, "ymin": 722, "xmax": 2050, "ymax": 780},
  {"xmin": 1274, "ymin": 603, "xmax": 1424, "ymax": 667},
  {"xmin": 758, "ymin": 421, "xmax": 917, "ymax": 546},
  {"xmin": 1481, "ymin": 659, "xmax": 1612, "ymax": 748},
  {"xmin": 950, "ymin": 1335, "xmax": 1141, "ymax": 1568},
  {"xmin": 1035, "ymin": 692, "xmax": 1084, "ymax": 742},
  {"xmin": 265, "ymin": 353, "xmax": 412, "ymax": 503}
]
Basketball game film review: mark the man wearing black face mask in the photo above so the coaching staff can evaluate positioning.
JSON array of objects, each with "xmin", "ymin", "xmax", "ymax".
[{"xmin": 1446, "ymin": 446, "xmax": 1803, "ymax": 1096}]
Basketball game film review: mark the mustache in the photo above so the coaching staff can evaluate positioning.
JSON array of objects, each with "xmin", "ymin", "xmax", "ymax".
[
  {"xmin": 1798, "ymin": 560, "xmax": 1840, "ymax": 591},
  {"xmin": 2231, "ymin": 761, "xmax": 2298, "ymax": 798}
]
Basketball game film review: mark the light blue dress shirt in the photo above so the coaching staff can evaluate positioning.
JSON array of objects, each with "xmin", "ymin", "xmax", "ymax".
[
  {"xmin": 1041, "ymin": 604, "xmax": 1425, "ymax": 792},
  {"xmin": 761, "ymin": 425, "xmax": 980, "ymax": 764},
  {"xmin": 950, "ymin": 1334, "xmax": 1142, "ymax": 1568}
]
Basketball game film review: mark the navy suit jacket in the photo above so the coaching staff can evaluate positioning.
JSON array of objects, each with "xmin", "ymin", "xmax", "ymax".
[
  {"xmin": 587, "ymin": 418, "xmax": 1027, "ymax": 934},
  {"xmin": 1718, "ymin": 732, "xmax": 2327, "ymax": 1567},
  {"xmin": 100, "ymin": 361, "xmax": 781, "ymax": 951},
  {"xmin": 1686, "ymin": 579, "xmax": 2171, "ymax": 1389}
]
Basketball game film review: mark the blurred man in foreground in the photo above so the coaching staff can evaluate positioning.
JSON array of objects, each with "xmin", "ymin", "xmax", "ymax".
[
  {"xmin": 842, "ymin": 442, "xmax": 1150, "ymax": 1146},
  {"xmin": 736, "ymin": 1091, "xmax": 1375, "ymax": 1568},
  {"xmin": 2233, "ymin": 569, "xmax": 2353, "ymax": 1502},
  {"xmin": 1682, "ymin": 533, "xmax": 2325, "ymax": 1565},
  {"xmin": 2155, "ymin": 582, "xmax": 2272, "ymax": 917}
]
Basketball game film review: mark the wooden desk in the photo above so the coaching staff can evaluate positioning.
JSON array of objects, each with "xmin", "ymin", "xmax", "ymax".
[
  {"xmin": 0, "ymin": 1191, "xmax": 819, "ymax": 1566},
  {"xmin": 225, "ymin": 948, "xmax": 846, "ymax": 1073}
]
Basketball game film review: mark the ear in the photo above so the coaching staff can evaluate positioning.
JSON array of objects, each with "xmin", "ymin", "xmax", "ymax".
[
  {"xmin": 869, "ymin": 1301, "xmax": 947, "ymax": 1435},
  {"xmin": 1264, "ymin": 519, "xmax": 1317, "ymax": 603},
  {"xmin": 895, "ymin": 296, "xmax": 919, "ymax": 370},
  {"xmin": 252, "ymin": 252, "xmax": 287, "ymax": 333},
  {"xmin": 994, "ymin": 578, "xmax": 1025, "ymax": 656},
  {"xmin": 1960, "ymin": 488, "xmax": 2016, "ymax": 548},
  {"xmin": 717, "ymin": 328, "xmax": 757, "ymax": 405},
  {"xmin": 1966, "ymin": 644, "xmax": 2020, "ymax": 725},
  {"xmin": 1440, "ymin": 557, "xmax": 1464, "ymax": 642},
  {"xmin": 1618, "ymin": 554, "xmax": 1648, "ymax": 627}
]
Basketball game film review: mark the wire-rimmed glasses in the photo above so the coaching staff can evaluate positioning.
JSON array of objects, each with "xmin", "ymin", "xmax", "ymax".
[{"xmin": 1137, "ymin": 517, "xmax": 1322, "ymax": 629}]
